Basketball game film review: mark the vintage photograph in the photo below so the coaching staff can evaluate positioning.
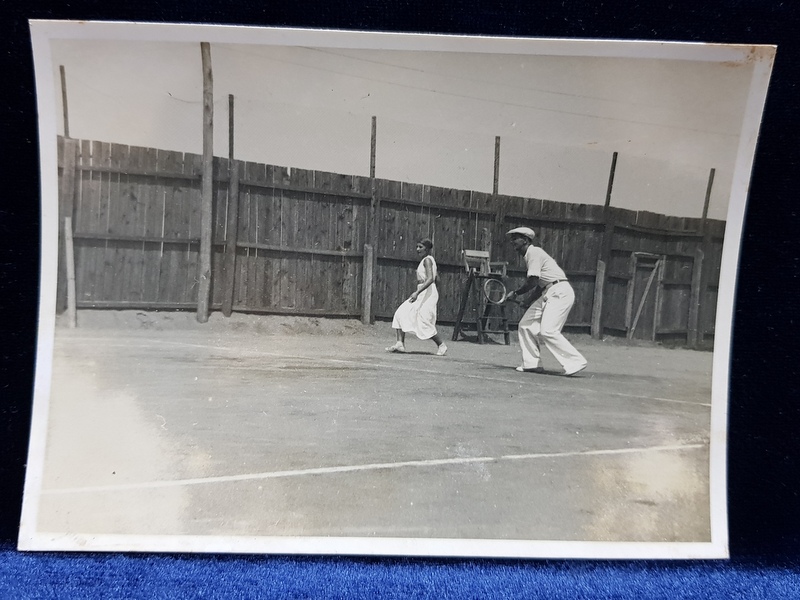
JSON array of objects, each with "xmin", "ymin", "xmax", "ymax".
[{"xmin": 19, "ymin": 22, "xmax": 774, "ymax": 558}]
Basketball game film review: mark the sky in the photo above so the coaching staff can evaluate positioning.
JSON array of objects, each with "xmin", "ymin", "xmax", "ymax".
[{"xmin": 48, "ymin": 38, "xmax": 758, "ymax": 220}]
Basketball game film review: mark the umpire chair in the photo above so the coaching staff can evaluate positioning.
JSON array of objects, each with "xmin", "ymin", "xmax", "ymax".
[{"xmin": 452, "ymin": 250, "xmax": 510, "ymax": 345}]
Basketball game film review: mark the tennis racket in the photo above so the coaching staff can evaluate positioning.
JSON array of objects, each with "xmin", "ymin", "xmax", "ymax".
[{"xmin": 483, "ymin": 278, "xmax": 520, "ymax": 305}]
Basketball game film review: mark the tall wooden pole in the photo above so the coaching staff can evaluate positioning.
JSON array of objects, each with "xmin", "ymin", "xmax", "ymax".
[
  {"xmin": 493, "ymin": 136, "xmax": 501, "ymax": 196},
  {"xmin": 492, "ymin": 136, "xmax": 507, "ymax": 259},
  {"xmin": 57, "ymin": 139, "xmax": 78, "ymax": 313},
  {"xmin": 483, "ymin": 135, "xmax": 501, "ymax": 256},
  {"xmin": 591, "ymin": 151, "xmax": 618, "ymax": 339},
  {"xmin": 370, "ymin": 116, "xmax": 377, "ymax": 179},
  {"xmin": 701, "ymin": 168, "xmax": 715, "ymax": 225},
  {"xmin": 362, "ymin": 116, "xmax": 378, "ymax": 324},
  {"xmin": 197, "ymin": 42, "xmax": 214, "ymax": 323},
  {"xmin": 222, "ymin": 94, "xmax": 240, "ymax": 317},
  {"xmin": 603, "ymin": 152, "xmax": 618, "ymax": 213},
  {"xmin": 60, "ymin": 65, "xmax": 70, "ymax": 138}
]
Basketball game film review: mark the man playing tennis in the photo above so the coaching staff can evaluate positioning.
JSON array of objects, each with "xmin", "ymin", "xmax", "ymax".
[{"xmin": 503, "ymin": 227, "xmax": 588, "ymax": 376}]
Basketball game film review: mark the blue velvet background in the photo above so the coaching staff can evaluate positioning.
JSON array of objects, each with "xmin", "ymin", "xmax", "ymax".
[
  {"xmin": 2, "ymin": 1, "xmax": 798, "ymax": 597},
  {"xmin": 1, "ymin": 547, "xmax": 799, "ymax": 598}
]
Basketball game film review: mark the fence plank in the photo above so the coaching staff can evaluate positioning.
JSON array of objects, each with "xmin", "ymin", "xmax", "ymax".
[
  {"xmin": 141, "ymin": 147, "xmax": 162, "ymax": 302},
  {"xmin": 313, "ymin": 172, "xmax": 333, "ymax": 309},
  {"xmin": 362, "ymin": 244, "xmax": 374, "ymax": 324},
  {"xmin": 330, "ymin": 172, "xmax": 356, "ymax": 310},
  {"xmin": 74, "ymin": 140, "xmax": 92, "ymax": 302},
  {"xmin": 95, "ymin": 141, "xmax": 113, "ymax": 301},
  {"xmin": 158, "ymin": 150, "xmax": 181, "ymax": 304},
  {"xmin": 173, "ymin": 152, "xmax": 193, "ymax": 305},
  {"xmin": 299, "ymin": 174, "xmax": 314, "ymax": 310},
  {"xmin": 127, "ymin": 145, "xmax": 146, "ymax": 303},
  {"xmin": 236, "ymin": 163, "xmax": 251, "ymax": 307},
  {"xmin": 687, "ymin": 249, "xmax": 704, "ymax": 347},
  {"xmin": 64, "ymin": 216, "xmax": 77, "ymax": 327},
  {"xmin": 269, "ymin": 166, "xmax": 287, "ymax": 309},
  {"xmin": 81, "ymin": 141, "xmax": 100, "ymax": 300},
  {"xmin": 278, "ymin": 186, "xmax": 291, "ymax": 310},
  {"xmin": 245, "ymin": 161, "xmax": 260, "ymax": 309},
  {"xmin": 186, "ymin": 153, "xmax": 204, "ymax": 306},
  {"xmin": 107, "ymin": 143, "xmax": 127, "ymax": 302}
]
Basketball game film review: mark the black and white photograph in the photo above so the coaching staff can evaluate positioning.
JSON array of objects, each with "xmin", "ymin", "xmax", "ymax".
[{"xmin": 19, "ymin": 21, "xmax": 775, "ymax": 559}]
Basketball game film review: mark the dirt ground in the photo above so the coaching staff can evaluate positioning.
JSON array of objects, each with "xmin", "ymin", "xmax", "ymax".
[{"xmin": 29, "ymin": 310, "xmax": 715, "ymax": 555}]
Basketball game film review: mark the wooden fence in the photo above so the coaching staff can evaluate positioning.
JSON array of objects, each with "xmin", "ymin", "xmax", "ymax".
[{"xmin": 56, "ymin": 136, "xmax": 724, "ymax": 348}]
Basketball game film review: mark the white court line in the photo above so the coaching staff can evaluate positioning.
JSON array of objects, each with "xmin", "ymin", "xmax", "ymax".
[
  {"xmin": 62, "ymin": 335, "xmax": 712, "ymax": 408},
  {"xmin": 42, "ymin": 442, "xmax": 706, "ymax": 496}
]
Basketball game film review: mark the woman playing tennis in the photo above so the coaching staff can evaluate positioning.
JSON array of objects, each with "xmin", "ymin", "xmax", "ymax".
[{"xmin": 386, "ymin": 238, "xmax": 448, "ymax": 356}]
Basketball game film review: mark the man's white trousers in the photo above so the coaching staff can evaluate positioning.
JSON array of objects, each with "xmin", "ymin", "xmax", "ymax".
[{"xmin": 517, "ymin": 282, "xmax": 587, "ymax": 372}]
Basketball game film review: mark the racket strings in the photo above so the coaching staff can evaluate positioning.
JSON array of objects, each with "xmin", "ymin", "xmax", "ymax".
[{"xmin": 483, "ymin": 278, "xmax": 508, "ymax": 305}]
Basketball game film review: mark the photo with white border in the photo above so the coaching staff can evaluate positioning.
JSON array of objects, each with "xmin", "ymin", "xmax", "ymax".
[{"xmin": 19, "ymin": 20, "xmax": 775, "ymax": 559}]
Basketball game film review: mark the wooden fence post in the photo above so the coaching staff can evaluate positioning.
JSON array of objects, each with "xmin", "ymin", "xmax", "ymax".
[
  {"xmin": 696, "ymin": 234, "xmax": 714, "ymax": 348},
  {"xmin": 687, "ymin": 248, "xmax": 704, "ymax": 347},
  {"xmin": 590, "ymin": 259, "xmax": 606, "ymax": 337},
  {"xmin": 591, "ymin": 151, "xmax": 618, "ymax": 339},
  {"xmin": 361, "ymin": 244, "xmax": 375, "ymax": 324},
  {"xmin": 64, "ymin": 216, "xmax": 77, "ymax": 328},
  {"xmin": 57, "ymin": 138, "xmax": 78, "ymax": 313},
  {"xmin": 197, "ymin": 42, "xmax": 214, "ymax": 323},
  {"xmin": 221, "ymin": 94, "xmax": 239, "ymax": 317}
]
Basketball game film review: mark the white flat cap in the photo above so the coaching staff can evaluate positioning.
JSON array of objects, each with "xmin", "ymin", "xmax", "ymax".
[{"xmin": 506, "ymin": 226, "xmax": 536, "ymax": 241}]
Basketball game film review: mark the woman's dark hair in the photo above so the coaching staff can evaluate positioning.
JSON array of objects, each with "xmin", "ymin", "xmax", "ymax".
[{"xmin": 419, "ymin": 238, "xmax": 433, "ymax": 250}]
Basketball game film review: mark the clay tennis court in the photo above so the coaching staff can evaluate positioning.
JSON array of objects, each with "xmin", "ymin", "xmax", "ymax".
[{"xmin": 35, "ymin": 312, "xmax": 713, "ymax": 545}]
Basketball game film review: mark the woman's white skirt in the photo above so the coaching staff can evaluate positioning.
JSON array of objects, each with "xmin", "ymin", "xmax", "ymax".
[{"xmin": 391, "ymin": 285, "xmax": 438, "ymax": 340}]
